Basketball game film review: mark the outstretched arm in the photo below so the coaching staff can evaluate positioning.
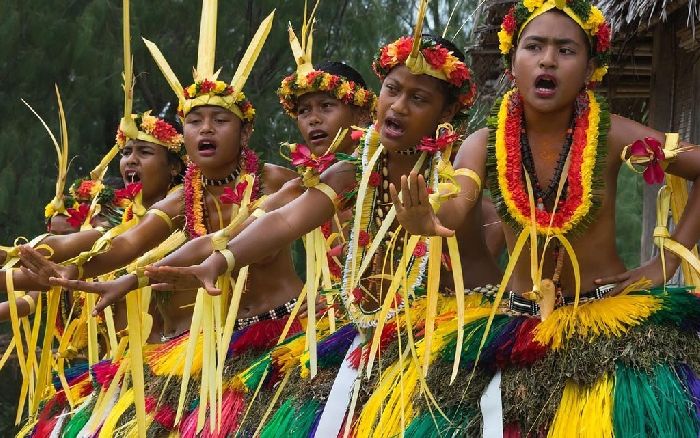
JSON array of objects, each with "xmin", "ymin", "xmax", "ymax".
[
  {"xmin": 36, "ymin": 229, "xmax": 105, "ymax": 262},
  {"xmin": 12, "ymin": 192, "xmax": 181, "ymax": 291},
  {"xmin": 152, "ymin": 162, "xmax": 356, "ymax": 295},
  {"xmin": 597, "ymin": 115, "xmax": 700, "ymax": 292},
  {"xmin": 0, "ymin": 291, "xmax": 40, "ymax": 322}
]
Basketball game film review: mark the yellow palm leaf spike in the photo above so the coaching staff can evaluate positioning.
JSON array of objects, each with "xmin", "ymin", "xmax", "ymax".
[
  {"xmin": 21, "ymin": 87, "xmax": 69, "ymax": 217},
  {"xmin": 196, "ymin": 0, "xmax": 218, "ymax": 81},
  {"xmin": 31, "ymin": 286, "xmax": 61, "ymax": 415},
  {"xmin": 6, "ymin": 269, "xmax": 30, "ymax": 424},
  {"xmin": 230, "ymin": 10, "xmax": 276, "ymax": 94},
  {"xmin": 405, "ymin": 0, "xmax": 429, "ymax": 73},
  {"xmin": 142, "ymin": 38, "xmax": 185, "ymax": 101}
]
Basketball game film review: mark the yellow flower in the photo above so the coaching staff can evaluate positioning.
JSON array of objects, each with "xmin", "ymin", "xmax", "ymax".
[
  {"xmin": 337, "ymin": 81, "xmax": 352, "ymax": 98},
  {"xmin": 320, "ymin": 74, "xmax": 331, "ymax": 89},
  {"xmin": 589, "ymin": 65, "xmax": 608, "ymax": 83},
  {"xmin": 214, "ymin": 81, "xmax": 227, "ymax": 93},
  {"xmin": 524, "ymin": 0, "xmax": 544, "ymax": 12},
  {"xmin": 498, "ymin": 30, "xmax": 513, "ymax": 54},
  {"xmin": 295, "ymin": 74, "xmax": 309, "ymax": 88},
  {"xmin": 354, "ymin": 89, "xmax": 367, "ymax": 106},
  {"xmin": 440, "ymin": 55, "xmax": 457, "ymax": 75},
  {"xmin": 186, "ymin": 84, "xmax": 197, "ymax": 97},
  {"xmin": 280, "ymin": 83, "xmax": 292, "ymax": 96},
  {"xmin": 584, "ymin": 8, "xmax": 605, "ymax": 32},
  {"xmin": 45, "ymin": 203, "xmax": 55, "ymax": 218},
  {"xmin": 140, "ymin": 114, "xmax": 156, "ymax": 132}
]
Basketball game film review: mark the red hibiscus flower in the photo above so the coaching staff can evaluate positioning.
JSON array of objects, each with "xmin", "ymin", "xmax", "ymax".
[
  {"xmin": 220, "ymin": 180, "xmax": 248, "ymax": 205},
  {"xmin": 67, "ymin": 203, "xmax": 90, "ymax": 228},
  {"xmin": 351, "ymin": 130, "xmax": 364, "ymax": 141},
  {"xmin": 115, "ymin": 182, "xmax": 142, "ymax": 203},
  {"xmin": 416, "ymin": 132, "xmax": 460, "ymax": 154},
  {"xmin": 328, "ymin": 244, "xmax": 344, "ymax": 258},
  {"xmin": 413, "ymin": 241, "xmax": 427, "ymax": 257},
  {"xmin": 368, "ymin": 171, "xmax": 381, "ymax": 187},
  {"xmin": 422, "ymin": 46, "xmax": 448, "ymax": 68},
  {"xmin": 630, "ymin": 137, "xmax": 666, "ymax": 185},
  {"xmin": 357, "ymin": 230, "xmax": 370, "ymax": 247},
  {"xmin": 290, "ymin": 144, "xmax": 335, "ymax": 173},
  {"xmin": 395, "ymin": 37, "xmax": 413, "ymax": 61}
]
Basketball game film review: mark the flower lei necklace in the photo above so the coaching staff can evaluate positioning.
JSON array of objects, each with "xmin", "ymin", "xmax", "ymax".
[
  {"xmin": 340, "ymin": 125, "xmax": 436, "ymax": 328},
  {"xmin": 486, "ymin": 88, "xmax": 609, "ymax": 235},
  {"xmin": 184, "ymin": 147, "xmax": 262, "ymax": 239}
]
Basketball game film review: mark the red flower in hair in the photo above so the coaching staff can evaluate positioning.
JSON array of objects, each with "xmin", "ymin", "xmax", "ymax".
[
  {"xmin": 66, "ymin": 203, "xmax": 90, "ymax": 228},
  {"xmin": 422, "ymin": 46, "xmax": 448, "ymax": 68},
  {"xmin": 199, "ymin": 80, "xmax": 215, "ymax": 94},
  {"xmin": 448, "ymin": 65, "xmax": 470, "ymax": 87},
  {"xmin": 220, "ymin": 180, "xmax": 249, "ymax": 205},
  {"xmin": 306, "ymin": 70, "xmax": 323, "ymax": 84},
  {"xmin": 368, "ymin": 171, "xmax": 381, "ymax": 187},
  {"xmin": 502, "ymin": 7, "xmax": 516, "ymax": 34},
  {"xmin": 357, "ymin": 230, "xmax": 370, "ymax": 247},
  {"xmin": 595, "ymin": 23, "xmax": 611, "ymax": 53},
  {"xmin": 152, "ymin": 119, "xmax": 179, "ymax": 142},
  {"xmin": 395, "ymin": 37, "xmax": 413, "ymax": 60}
]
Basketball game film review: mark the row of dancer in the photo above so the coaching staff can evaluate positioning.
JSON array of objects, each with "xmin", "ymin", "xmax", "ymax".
[{"xmin": 3, "ymin": 0, "xmax": 700, "ymax": 436}]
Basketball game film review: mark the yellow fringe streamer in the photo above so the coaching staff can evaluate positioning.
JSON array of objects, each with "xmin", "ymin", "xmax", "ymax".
[
  {"xmin": 548, "ymin": 375, "xmax": 613, "ymax": 438},
  {"xmin": 534, "ymin": 294, "xmax": 661, "ymax": 349}
]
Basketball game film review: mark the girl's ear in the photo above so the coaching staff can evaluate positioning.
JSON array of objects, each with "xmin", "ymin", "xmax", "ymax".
[
  {"xmin": 353, "ymin": 106, "xmax": 372, "ymax": 127},
  {"xmin": 439, "ymin": 100, "xmax": 461, "ymax": 124},
  {"xmin": 584, "ymin": 58, "xmax": 596, "ymax": 85},
  {"xmin": 240, "ymin": 123, "xmax": 253, "ymax": 148}
]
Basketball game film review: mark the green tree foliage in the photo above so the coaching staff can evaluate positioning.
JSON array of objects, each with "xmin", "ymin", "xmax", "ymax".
[{"xmin": 0, "ymin": 0, "xmax": 478, "ymax": 243}]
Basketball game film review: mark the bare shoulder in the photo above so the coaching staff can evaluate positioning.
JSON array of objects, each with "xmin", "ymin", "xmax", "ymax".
[
  {"xmin": 262, "ymin": 163, "xmax": 298, "ymax": 194},
  {"xmin": 150, "ymin": 187, "xmax": 184, "ymax": 219},
  {"xmin": 453, "ymin": 127, "xmax": 489, "ymax": 176},
  {"xmin": 320, "ymin": 159, "xmax": 358, "ymax": 194},
  {"xmin": 607, "ymin": 114, "xmax": 666, "ymax": 160}
]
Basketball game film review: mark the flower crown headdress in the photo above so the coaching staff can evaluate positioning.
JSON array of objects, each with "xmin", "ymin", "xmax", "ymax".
[
  {"xmin": 277, "ymin": 1, "xmax": 377, "ymax": 117},
  {"xmin": 115, "ymin": 0, "xmax": 183, "ymax": 153},
  {"xmin": 498, "ymin": 0, "xmax": 611, "ymax": 83},
  {"xmin": 143, "ymin": 0, "xmax": 275, "ymax": 122},
  {"xmin": 371, "ymin": 0, "xmax": 477, "ymax": 112}
]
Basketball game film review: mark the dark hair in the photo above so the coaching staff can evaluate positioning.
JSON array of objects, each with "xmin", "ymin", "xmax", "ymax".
[
  {"xmin": 422, "ymin": 33, "xmax": 466, "ymax": 108},
  {"xmin": 315, "ymin": 61, "xmax": 368, "ymax": 88},
  {"xmin": 166, "ymin": 151, "xmax": 185, "ymax": 186}
]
